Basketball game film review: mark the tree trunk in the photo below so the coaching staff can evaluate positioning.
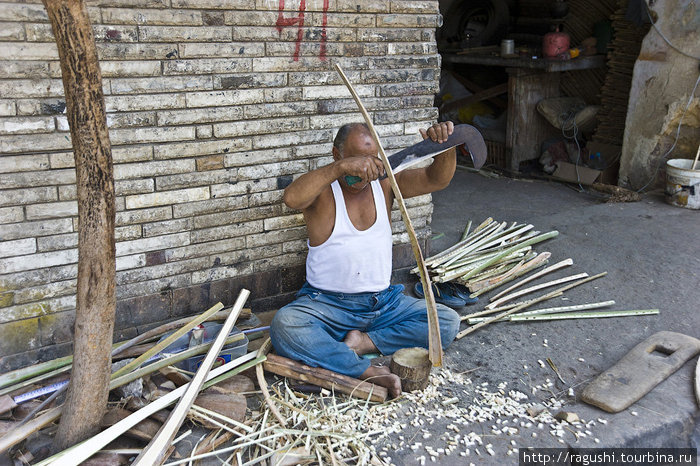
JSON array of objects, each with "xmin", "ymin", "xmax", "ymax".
[{"xmin": 43, "ymin": 0, "xmax": 116, "ymax": 451}]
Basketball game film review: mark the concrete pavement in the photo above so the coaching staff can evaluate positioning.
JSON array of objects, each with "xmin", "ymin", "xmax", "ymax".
[{"xmin": 387, "ymin": 168, "xmax": 699, "ymax": 464}]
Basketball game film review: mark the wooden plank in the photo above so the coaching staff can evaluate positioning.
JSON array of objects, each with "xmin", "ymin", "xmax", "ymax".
[
  {"xmin": 335, "ymin": 64, "xmax": 443, "ymax": 366},
  {"xmin": 132, "ymin": 290, "xmax": 250, "ymax": 466},
  {"xmin": 263, "ymin": 354, "xmax": 387, "ymax": 403}
]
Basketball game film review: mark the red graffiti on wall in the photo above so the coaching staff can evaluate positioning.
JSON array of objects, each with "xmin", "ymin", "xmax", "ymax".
[{"xmin": 276, "ymin": 0, "xmax": 329, "ymax": 61}]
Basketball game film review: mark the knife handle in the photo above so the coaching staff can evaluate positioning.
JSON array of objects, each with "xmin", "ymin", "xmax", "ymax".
[{"xmin": 344, "ymin": 175, "xmax": 362, "ymax": 186}]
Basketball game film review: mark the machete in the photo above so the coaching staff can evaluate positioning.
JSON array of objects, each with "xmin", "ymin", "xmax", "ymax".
[{"xmin": 345, "ymin": 123, "xmax": 487, "ymax": 185}]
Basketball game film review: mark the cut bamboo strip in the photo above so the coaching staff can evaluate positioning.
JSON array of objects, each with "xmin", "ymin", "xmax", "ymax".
[
  {"xmin": 517, "ymin": 300, "xmax": 616, "ymax": 316},
  {"xmin": 0, "ymin": 406, "xmax": 61, "ymax": 454},
  {"xmin": 0, "ymin": 355, "xmax": 73, "ymax": 391},
  {"xmin": 441, "ymin": 222, "xmax": 513, "ymax": 267},
  {"xmin": 459, "ymin": 231, "xmax": 559, "ymax": 282},
  {"xmin": 485, "ymin": 272, "xmax": 589, "ymax": 309},
  {"xmin": 38, "ymin": 352, "xmax": 262, "ymax": 466},
  {"xmin": 466, "ymin": 301, "xmax": 616, "ymax": 323},
  {"xmin": 255, "ymin": 338, "xmax": 288, "ymax": 429},
  {"xmin": 467, "ymin": 252, "xmax": 551, "ymax": 296},
  {"xmin": 509, "ymin": 309, "xmax": 658, "ymax": 321},
  {"xmin": 459, "ymin": 301, "xmax": 525, "ymax": 322},
  {"xmin": 422, "ymin": 220, "xmax": 502, "ymax": 270},
  {"xmin": 437, "ymin": 245, "xmax": 534, "ymax": 282},
  {"xmin": 132, "ymin": 290, "xmax": 249, "ymax": 465},
  {"xmin": 335, "ymin": 64, "xmax": 442, "ymax": 366},
  {"xmin": 456, "ymin": 272, "xmax": 607, "ymax": 339},
  {"xmin": 111, "ymin": 302, "xmax": 225, "ymax": 379},
  {"xmin": 490, "ymin": 259, "xmax": 574, "ymax": 301},
  {"xmin": 460, "ymin": 220, "xmax": 473, "ymax": 241}
]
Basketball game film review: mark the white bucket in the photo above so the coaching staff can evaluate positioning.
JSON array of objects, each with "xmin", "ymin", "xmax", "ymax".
[{"xmin": 665, "ymin": 159, "xmax": 700, "ymax": 209}]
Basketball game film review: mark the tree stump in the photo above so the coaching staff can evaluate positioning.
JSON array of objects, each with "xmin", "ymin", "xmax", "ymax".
[{"xmin": 390, "ymin": 347, "xmax": 432, "ymax": 392}]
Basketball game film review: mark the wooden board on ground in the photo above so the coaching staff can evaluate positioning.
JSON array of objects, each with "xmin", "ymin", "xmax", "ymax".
[
  {"xmin": 581, "ymin": 331, "xmax": 700, "ymax": 413},
  {"xmin": 263, "ymin": 354, "xmax": 387, "ymax": 403}
]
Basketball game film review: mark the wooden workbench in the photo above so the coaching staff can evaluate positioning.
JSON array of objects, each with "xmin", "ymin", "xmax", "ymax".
[{"xmin": 442, "ymin": 53, "xmax": 606, "ymax": 171}]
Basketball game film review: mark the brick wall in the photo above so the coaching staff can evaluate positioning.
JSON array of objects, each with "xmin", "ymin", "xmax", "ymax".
[{"xmin": 0, "ymin": 0, "xmax": 442, "ymax": 371}]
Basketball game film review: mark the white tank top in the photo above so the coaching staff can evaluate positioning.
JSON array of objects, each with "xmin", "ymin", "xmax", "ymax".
[{"xmin": 306, "ymin": 180, "xmax": 392, "ymax": 293}]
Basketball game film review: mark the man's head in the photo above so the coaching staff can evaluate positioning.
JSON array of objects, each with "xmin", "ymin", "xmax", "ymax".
[{"xmin": 332, "ymin": 123, "xmax": 377, "ymax": 161}]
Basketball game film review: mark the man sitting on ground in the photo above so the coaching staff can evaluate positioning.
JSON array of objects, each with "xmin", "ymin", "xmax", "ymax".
[{"xmin": 270, "ymin": 121, "xmax": 461, "ymax": 397}]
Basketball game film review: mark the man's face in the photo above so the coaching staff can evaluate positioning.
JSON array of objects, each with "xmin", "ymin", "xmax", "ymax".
[{"xmin": 335, "ymin": 129, "xmax": 379, "ymax": 191}]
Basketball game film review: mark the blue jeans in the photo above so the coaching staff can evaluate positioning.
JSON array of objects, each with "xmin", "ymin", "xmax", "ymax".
[{"xmin": 270, "ymin": 282, "xmax": 461, "ymax": 378}]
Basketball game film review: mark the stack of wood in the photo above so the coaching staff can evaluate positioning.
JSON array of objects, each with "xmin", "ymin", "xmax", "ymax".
[{"xmin": 592, "ymin": 0, "xmax": 650, "ymax": 145}]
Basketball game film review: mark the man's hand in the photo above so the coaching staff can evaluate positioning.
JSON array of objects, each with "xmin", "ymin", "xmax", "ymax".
[
  {"xmin": 337, "ymin": 156, "xmax": 385, "ymax": 184},
  {"xmin": 419, "ymin": 121, "xmax": 454, "ymax": 144}
]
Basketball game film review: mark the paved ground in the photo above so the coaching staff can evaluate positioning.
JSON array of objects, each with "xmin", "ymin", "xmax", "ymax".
[{"xmin": 384, "ymin": 168, "xmax": 700, "ymax": 464}]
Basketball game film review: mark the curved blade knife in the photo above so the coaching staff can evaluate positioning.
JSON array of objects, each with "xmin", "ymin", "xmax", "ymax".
[{"xmin": 346, "ymin": 123, "xmax": 487, "ymax": 185}]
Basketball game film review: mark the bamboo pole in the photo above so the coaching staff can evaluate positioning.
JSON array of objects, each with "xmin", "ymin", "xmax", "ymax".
[
  {"xmin": 456, "ymin": 272, "xmax": 607, "ymax": 339},
  {"xmin": 132, "ymin": 290, "xmax": 249, "ymax": 465},
  {"xmin": 508, "ymin": 309, "xmax": 659, "ymax": 321},
  {"xmin": 335, "ymin": 63, "xmax": 442, "ymax": 366},
  {"xmin": 466, "ymin": 301, "xmax": 616, "ymax": 323},
  {"xmin": 485, "ymin": 272, "xmax": 589, "ymax": 309},
  {"xmin": 460, "ymin": 220, "xmax": 473, "ymax": 241},
  {"xmin": 489, "ymin": 259, "xmax": 574, "ymax": 301},
  {"xmin": 37, "ymin": 352, "xmax": 262, "ymax": 466}
]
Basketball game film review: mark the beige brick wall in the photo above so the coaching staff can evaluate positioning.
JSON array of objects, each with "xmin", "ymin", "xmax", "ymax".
[{"xmin": 0, "ymin": 0, "xmax": 441, "ymax": 370}]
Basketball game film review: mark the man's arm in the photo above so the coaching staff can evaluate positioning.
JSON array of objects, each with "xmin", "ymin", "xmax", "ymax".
[
  {"xmin": 394, "ymin": 121, "xmax": 457, "ymax": 199},
  {"xmin": 283, "ymin": 156, "xmax": 384, "ymax": 211}
]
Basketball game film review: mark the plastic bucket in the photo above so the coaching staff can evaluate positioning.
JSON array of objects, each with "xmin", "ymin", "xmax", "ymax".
[{"xmin": 665, "ymin": 159, "xmax": 700, "ymax": 209}]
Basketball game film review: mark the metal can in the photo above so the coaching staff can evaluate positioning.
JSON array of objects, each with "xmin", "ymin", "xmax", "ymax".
[{"xmin": 501, "ymin": 39, "xmax": 515, "ymax": 56}]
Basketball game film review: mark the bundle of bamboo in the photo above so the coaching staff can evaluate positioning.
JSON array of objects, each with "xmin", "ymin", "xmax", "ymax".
[{"xmin": 416, "ymin": 217, "xmax": 559, "ymax": 294}]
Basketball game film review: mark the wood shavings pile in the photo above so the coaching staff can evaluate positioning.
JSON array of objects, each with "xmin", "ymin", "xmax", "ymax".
[{"xmin": 206, "ymin": 367, "xmax": 608, "ymax": 465}]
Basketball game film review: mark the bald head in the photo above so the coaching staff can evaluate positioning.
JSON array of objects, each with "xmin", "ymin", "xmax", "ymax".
[{"xmin": 333, "ymin": 123, "xmax": 372, "ymax": 155}]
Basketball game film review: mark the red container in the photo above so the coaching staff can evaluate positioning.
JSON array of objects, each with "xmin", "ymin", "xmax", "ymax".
[{"xmin": 543, "ymin": 29, "xmax": 570, "ymax": 58}]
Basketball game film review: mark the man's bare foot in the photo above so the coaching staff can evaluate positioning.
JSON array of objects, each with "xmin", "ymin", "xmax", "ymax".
[
  {"xmin": 344, "ymin": 330, "xmax": 378, "ymax": 356},
  {"xmin": 360, "ymin": 365, "xmax": 402, "ymax": 398}
]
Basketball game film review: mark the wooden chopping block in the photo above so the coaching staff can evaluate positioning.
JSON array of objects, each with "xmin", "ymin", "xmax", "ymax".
[
  {"xmin": 581, "ymin": 331, "xmax": 700, "ymax": 413},
  {"xmin": 389, "ymin": 347, "xmax": 432, "ymax": 392},
  {"xmin": 263, "ymin": 354, "xmax": 387, "ymax": 402}
]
